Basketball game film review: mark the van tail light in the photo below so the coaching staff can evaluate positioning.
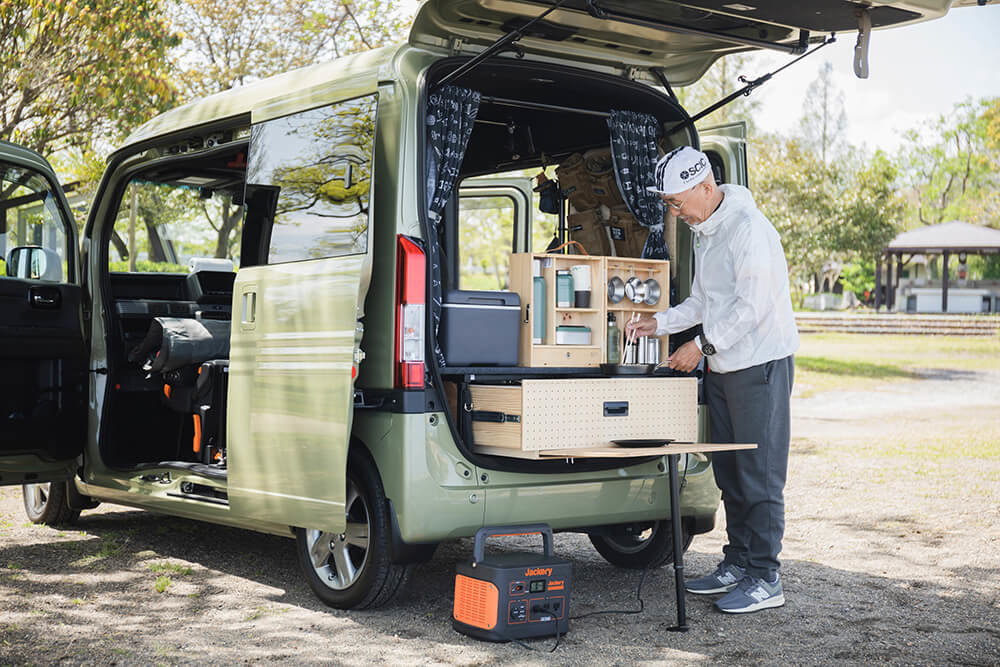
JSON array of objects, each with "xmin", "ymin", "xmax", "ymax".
[{"xmin": 395, "ymin": 235, "xmax": 426, "ymax": 389}]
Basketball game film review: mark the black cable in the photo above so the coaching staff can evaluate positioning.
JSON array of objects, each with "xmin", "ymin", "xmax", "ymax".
[
  {"xmin": 570, "ymin": 563, "xmax": 650, "ymax": 620},
  {"xmin": 501, "ymin": 613, "xmax": 562, "ymax": 652}
]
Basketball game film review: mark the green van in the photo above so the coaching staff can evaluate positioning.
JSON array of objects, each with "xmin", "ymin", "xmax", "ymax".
[{"xmin": 0, "ymin": 1, "xmax": 955, "ymax": 609}]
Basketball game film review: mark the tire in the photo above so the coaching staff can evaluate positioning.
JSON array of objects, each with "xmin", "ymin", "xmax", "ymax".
[
  {"xmin": 589, "ymin": 520, "xmax": 693, "ymax": 569},
  {"xmin": 22, "ymin": 482, "xmax": 81, "ymax": 526},
  {"xmin": 295, "ymin": 448, "xmax": 412, "ymax": 609}
]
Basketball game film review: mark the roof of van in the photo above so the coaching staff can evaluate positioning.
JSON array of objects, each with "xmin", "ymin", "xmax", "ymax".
[{"xmin": 118, "ymin": 45, "xmax": 400, "ymax": 152}]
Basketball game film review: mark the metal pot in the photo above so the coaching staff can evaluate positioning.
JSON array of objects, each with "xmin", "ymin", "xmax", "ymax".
[
  {"xmin": 607, "ymin": 275, "xmax": 625, "ymax": 303},
  {"xmin": 643, "ymin": 278, "xmax": 661, "ymax": 305},
  {"xmin": 624, "ymin": 276, "xmax": 646, "ymax": 304}
]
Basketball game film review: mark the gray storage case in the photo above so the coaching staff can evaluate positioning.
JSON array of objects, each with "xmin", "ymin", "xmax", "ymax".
[{"xmin": 441, "ymin": 289, "xmax": 520, "ymax": 366}]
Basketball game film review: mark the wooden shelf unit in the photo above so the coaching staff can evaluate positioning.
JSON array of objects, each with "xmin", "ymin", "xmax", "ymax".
[
  {"xmin": 605, "ymin": 257, "xmax": 670, "ymax": 363},
  {"xmin": 510, "ymin": 253, "xmax": 670, "ymax": 367}
]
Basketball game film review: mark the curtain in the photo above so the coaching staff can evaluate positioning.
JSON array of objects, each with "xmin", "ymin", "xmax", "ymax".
[
  {"xmin": 608, "ymin": 110, "xmax": 668, "ymax": 260},
  {"xmin": 425, "ymin": 85, "xmax": 481, "ymax": 367}
]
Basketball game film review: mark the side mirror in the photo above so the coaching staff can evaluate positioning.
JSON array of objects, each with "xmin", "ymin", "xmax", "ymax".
[{"xmin": 5, "ymin": 246, "xmax": 63, "ymax": 282}]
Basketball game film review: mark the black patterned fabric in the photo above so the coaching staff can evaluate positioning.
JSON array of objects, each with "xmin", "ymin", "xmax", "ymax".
[
  {"xmin": 608, "ymin": 110, "xmax": 668, "ymax": 260},
  {"xmin": 425, "ymin": 85, "xmax": 481, "ymax": 368}
]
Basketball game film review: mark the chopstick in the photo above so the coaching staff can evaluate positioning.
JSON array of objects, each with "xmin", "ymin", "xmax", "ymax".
[{"xmin": 622, "ymin": 312, "xmax": 638, "ymax": 363}]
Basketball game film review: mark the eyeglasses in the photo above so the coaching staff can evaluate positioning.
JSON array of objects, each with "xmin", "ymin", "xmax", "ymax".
[{"xmin": 663, "ymin": 188, "xmax": 693, "ymax": 212}]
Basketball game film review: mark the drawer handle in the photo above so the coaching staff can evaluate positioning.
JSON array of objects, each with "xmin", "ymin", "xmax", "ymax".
[
  {"xmin": 603, "ymin": 401, "xmax": 629, "ymax": 417},
  {"xmin": 471, "ymin": 410, "xmax": 521, "ymax": 424}
]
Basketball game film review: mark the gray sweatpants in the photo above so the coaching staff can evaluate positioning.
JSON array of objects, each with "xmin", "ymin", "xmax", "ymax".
[{"xmin": 705, "ymin": 355, "xmax": 794, "ymax": 581}]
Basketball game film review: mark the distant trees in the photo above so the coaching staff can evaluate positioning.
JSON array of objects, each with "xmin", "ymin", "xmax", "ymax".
[
  {"xmin": 0, "ymin": 0, "xmax": 178, "ymax": 154},
  {"xmin": 898, "ymin": 97, "xmax": 1000, "ymax": 227},
  {"xmin": 167, "ymin": 0, "xmax": 410, "ymax": 100}
]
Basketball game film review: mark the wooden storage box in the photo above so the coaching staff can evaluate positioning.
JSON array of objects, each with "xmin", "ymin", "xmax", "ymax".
[{"xmin": 469, "ymin": 377, "xmax": 698, "ymax": 459}]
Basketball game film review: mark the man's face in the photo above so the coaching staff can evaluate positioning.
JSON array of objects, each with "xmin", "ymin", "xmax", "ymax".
[{"xmin": 660, "ymin": 182, "xmax": 707, "ymax": 225}]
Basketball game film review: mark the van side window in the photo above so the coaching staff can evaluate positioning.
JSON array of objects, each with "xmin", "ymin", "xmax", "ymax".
[
  {"xmin": 457, "ymin": 194, "xmax": 515, "ymax": 290},
  {"xmin": 108, "ymin": 179, "xmax": 244, "ymax": 273},
  {"xmin": 1, "ymin": 163, "xmax": 71, "ymax": 283},
  {"xmin": 247, "ymin": 94, "xmax": 377, "ymax": 263}
]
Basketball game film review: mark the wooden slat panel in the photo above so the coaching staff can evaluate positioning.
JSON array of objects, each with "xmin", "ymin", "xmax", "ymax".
[{"xmin": 467, "ymin": 385, "xmax": 522, "ymax": 450}]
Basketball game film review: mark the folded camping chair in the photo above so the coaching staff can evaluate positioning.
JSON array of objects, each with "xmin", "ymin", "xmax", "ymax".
[{"xmin": 129, "ymin": 317, "xmax": 231, "ymax": 464}]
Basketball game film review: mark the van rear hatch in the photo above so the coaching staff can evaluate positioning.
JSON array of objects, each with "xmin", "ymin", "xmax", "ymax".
[{"xmin": 410, "ymin": 0, "xmax": 953, "ymax": 85}]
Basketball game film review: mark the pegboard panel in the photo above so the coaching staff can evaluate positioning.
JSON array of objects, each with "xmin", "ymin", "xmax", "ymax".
[{"xmin": 519, "ymin": 378, "xmax": 697, "ymax": 451}]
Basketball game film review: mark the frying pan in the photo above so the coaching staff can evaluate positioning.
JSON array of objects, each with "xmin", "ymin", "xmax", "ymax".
[{"xmin": 598, "ymin": 362, "xmax": 702, "ymax": 377}]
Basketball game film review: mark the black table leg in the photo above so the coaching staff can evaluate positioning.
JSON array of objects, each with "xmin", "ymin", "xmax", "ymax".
[{"xmin": 666, "ymin": 452, "xmax": 689, "ymax": 632}]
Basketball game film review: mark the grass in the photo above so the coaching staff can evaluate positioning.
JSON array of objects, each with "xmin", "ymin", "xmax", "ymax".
[
  {"xmin": 154, "ymin": 576, "xmax": 171, "ymax": 593},
  {"xmin": 794, "ymin": 333, "xmax": 1000, "ymax": 396},
  {"xmin": 146, "ymin": 562, "xmax": 192, "ymax": 576}
]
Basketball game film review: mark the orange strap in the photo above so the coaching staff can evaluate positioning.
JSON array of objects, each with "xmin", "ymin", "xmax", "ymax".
[{"xmin": 192, "ymin": 414, "xmax": 202, "ymax": 453}]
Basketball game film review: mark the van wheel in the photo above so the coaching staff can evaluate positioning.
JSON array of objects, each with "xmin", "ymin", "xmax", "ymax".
[
  {"xmin": 295, "ymin": 449, "xmax": 411, "ymax": 609},
  {"xmin": 22, "ymin": 483, "xmax": 81, "ymax": 526},
  {"xmin": 589, "ymin": 520, "xmax": 692, "ymax": 569}
]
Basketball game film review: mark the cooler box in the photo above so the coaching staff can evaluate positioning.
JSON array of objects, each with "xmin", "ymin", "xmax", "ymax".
[{"xmin": 441, "ymin": 289, "xmax": 520, "ymax": 366}]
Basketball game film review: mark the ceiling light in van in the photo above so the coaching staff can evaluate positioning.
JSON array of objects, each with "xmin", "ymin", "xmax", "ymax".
[
  {"xmin": 723, "ymin": 4, "xmax": 757, "ymax": 11},
  {"xmin": 528, "ymin": 77, "xmax": 555, "ymax": 84},
  {"xmin": 175, "ymin": 176, "xmax": 216, "ymax": 186}
]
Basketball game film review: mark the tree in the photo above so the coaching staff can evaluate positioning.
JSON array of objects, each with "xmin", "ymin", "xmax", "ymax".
[
  {"xmin": 897, "ymin": 97, "xmax": 1000, "ymax": 227},
  {"xmin": 166, "ymin": 0, "xmax": 412, "ymax": 258},
  {"xmin": 0, "ymin": 0, "xmax": 179, "ymax": 155},
  {"xmin": 750, "ymin": 133, "xmax": 840, "ymax": 302},
  {"xmin": 799, "ymin": 61, "xmax": 848, "ymax": 164},
  {"xmin": 167, "ymin": 0, "xmax": 412, "ymax": 100},
  {"xmin": 675, "ymin": 53, "xmax": 763, "ymax": 131}
]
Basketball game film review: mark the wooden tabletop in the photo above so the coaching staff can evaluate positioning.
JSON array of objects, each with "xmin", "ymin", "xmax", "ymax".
[{"xmin": 538, "ymin": 442, "xmax": 757, "ymax": 458}]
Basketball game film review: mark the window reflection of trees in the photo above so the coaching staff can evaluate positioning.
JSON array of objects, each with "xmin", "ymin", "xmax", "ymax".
[{"xmin": 250, "ymin": 95, "xmax": 376, "ymax": 263}]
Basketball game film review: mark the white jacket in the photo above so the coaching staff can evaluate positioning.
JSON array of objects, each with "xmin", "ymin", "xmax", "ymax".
[{"xmin": 653, "ymin": 184, "xmax": 799, "ymax": 373}]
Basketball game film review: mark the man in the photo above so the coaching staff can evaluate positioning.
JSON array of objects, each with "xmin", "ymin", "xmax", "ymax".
[{"xmin": 626, "ymin": 146, "xmax": 799, "ymax": 614}]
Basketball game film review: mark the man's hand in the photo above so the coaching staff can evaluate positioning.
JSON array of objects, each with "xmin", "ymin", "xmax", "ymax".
[
  {"xmin": 624, "ymin": 315, "xmax": 658, "ymax": 339},
  {"xmin": 667, "ymin": 339, "xmax": 702, "ymax": 373}
]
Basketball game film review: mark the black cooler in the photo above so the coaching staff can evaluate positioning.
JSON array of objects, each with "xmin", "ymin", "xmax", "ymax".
[{"xmin": 440, "ymin": 289, "xmax": 520, "ymax": 366}]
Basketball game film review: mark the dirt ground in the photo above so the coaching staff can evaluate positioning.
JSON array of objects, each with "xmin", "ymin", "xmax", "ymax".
[{"xmin": 1, "ymin": 346, "xmax": 998, "ymax": 665}]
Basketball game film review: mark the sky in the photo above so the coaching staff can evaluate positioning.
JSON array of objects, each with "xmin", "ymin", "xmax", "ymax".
[{"xmin": 741, "ymin": 4, "xmax": 1000, "ymax": 153}]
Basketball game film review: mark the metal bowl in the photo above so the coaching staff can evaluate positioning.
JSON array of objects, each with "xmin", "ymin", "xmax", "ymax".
[
  {"xmin": 607, "ymin": 275, "xmax": 625, "ymax": 303},
  {"xmin": 624, "ymin": 276, "xmax": 646, "ymax": 304},
  {"xmin": 643, "ymin": 278, "xmax": 661, "ymax": 305}
]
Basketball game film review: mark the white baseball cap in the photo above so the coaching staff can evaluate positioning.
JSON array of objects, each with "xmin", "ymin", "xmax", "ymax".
[{"xmin": 647, "ymin": 146, "xmax": 712, "ymax": 196}]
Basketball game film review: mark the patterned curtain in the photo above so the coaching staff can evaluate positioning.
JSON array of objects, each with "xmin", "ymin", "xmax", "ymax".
[
  {"xmin": 425, "ymin": 85, "xmax": 481, "ymax": 367},
  {"xmin": 608, "ymin": 110, "xmax": 668, "ymax": 260}
]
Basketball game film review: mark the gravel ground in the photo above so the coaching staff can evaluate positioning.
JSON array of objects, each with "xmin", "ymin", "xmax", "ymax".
[{"xmin": 1, "ymin": 368, "xmax": 998, "ymax": 665}]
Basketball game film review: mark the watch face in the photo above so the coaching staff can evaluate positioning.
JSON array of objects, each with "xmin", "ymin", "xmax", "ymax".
[{"xmin": 703, "ymin": 343, "xmax": 716, "ymax": 356}]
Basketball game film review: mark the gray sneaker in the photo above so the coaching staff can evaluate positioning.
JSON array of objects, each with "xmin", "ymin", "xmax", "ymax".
[
  {"xmin": 685, "ymin": 562, "xmax": 746, "ymax": 595},
  {"xmin": 715, "ymin": 574, "xmax": 785, "ymax": 613}
]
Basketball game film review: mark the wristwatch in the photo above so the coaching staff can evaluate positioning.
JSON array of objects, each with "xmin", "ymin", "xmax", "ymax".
[{"xmin": 698, "ymin": 333, "xmax": 716, "ymax": 356}]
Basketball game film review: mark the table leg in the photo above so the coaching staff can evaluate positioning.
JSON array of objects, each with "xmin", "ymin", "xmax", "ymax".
[{"xmin": 666, "ymin": 452, "xmax": 689, "ymax": 632}]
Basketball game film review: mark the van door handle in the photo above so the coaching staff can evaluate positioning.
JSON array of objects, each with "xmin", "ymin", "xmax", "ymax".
[
  {"xmin": 29, "ymin": 286, "xmax": 61, "ymax": 309},
  {"xmin": 241, "ymin": 291, "xmax": 256, "ymax": 324}
]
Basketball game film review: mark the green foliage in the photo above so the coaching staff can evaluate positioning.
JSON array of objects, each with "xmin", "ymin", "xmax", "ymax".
[
  {"xmin": 750, "ymin": 133, "xmax": 840, "ymax": 300},
  {"xmin": 0, "ymin": 0, "xmax": 179, "ymax": 155},
  {"xmin": 154, "ymin": 575, "xmax": 172, "ymax": 593},
  {"xmin": 109, "ymin": 260, "xmax": 188, "ymax": 274},
  {"xmin": 675, "ymin": 53, "xmax": 763, "ymax": 131},
  {"xmin": 897, "ymin": 97, "xmax": 1000, "ymax": 227},
  {"xmin": 838, "ymin": 259, "xmax": 875, "ymax": 301},
  {"xmin": 834, "ymin": 150, "xmax": 905, "ymax": 261},
  {"xmin": 168, "ymin": 0, "xmax": 412, "ymax": 100}
]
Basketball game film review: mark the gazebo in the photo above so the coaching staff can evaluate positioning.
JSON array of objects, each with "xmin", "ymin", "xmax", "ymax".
[{"xmin": 878, "ymin": 221, "xmax": 1000, "ymax": 313}]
